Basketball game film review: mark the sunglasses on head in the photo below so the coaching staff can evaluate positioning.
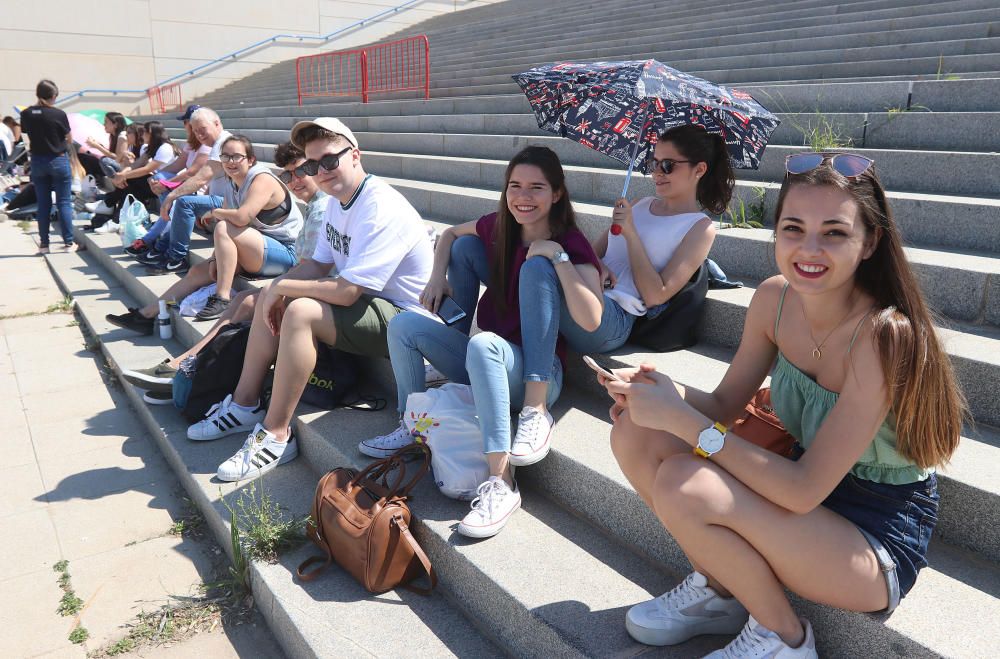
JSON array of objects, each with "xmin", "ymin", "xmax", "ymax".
[
  {"xmin": 785, "ymin": 152, "xmax": 874, "ymax": 178},
  {"xmin": 298, "ymin": 147, "xmax": 354, "ymax": 177},
  {"xmin": 646, "ymin": 157, "xmax": 694, "ymax": 175}
]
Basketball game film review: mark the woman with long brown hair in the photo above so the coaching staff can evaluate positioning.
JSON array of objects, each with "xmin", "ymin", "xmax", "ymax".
[
  {"xmin": 360, "ymin": 145, "xmax": 605, "ymax": 538},
  {"xmin": 602, "ymin": 153, "xmax": 965, "ymax": 657}
]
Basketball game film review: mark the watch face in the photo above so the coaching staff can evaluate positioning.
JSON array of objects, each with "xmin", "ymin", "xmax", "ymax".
[{"xmin": 698, "ymin": 427, "xmax": 725, "ymax": 454}]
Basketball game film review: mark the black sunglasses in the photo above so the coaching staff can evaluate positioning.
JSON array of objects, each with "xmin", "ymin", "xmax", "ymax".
[
  {"xmin": 278, "ymin": 168, "xmax": 307, "ymax": 184},
  {"xmin": 298, "ymin": 147, "xmax": 353, "ymax": 177},
  {"xmin": 785, "ymin": 152, "xmax": 874, "ymax": 178},
  {"xmin": 647, "ymin": 157, "xmax": 694, "ymax": 175}
]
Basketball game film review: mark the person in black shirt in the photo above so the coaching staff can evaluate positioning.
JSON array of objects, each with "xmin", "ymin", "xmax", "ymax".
[{"xmin": 19, "ymin": 79, "xmax": 76, "ymax": 253}]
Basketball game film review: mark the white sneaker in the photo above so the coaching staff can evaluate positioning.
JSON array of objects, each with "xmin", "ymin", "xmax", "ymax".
[
  {"xmin": 186, "ymin": 394, "xmax": 265, "ymax": 441},
  {"xmin": 95, "ymin": 220, "xmax": 120, "ymax": 234},
  {"xmin": 509, "ymin": 406, "xmax": 553, "ymax": 467},
  {"xmin": 424, "ymin": 362, "xmax": 448, "ymax": 386},
  {"xmin": 626, "ymin": 571, "xmax": 748, "ymax": 646},
  {"xmin": 85, "ymin": 200, "xmax": 113, "ymax": 215},
  {"xmin": 704, "ymin": 615, "xmax": 817, "ymax": 659},
  {"xmin": 456, "ymin": 476, "xmax": 521, "ymax": 539},
  {"xmin": 216, "ymin": 424, "xmax": 298, "ymax": 482},
  {"xmin": 358, "ymin": 421, "xmax": 415, "ymax": 458}
]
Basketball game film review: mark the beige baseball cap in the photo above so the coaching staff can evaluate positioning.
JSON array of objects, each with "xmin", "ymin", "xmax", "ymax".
[{"xmin": 290, "ymin": 117, "xmax": 358, "ymax": 150}]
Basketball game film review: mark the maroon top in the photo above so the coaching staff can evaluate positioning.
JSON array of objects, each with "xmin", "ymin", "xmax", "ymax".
[{"xmin": 474, "ymin": 212, "xmax": 601, "ymax": 365}]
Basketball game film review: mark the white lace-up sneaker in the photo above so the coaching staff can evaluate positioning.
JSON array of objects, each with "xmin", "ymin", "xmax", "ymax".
[
  {"xmin": 95, "ymin": 220, "xmax": 120, "ymax": 234},
  {"xmin": 424, "ymin": 362, "xmax": 448, "ymax": 386},
  {"xmin": 456, "ymin": 476, "xmax": 521, "ymax": 538},
  {"xmin": 509, "ymin": 406, "xmax": 553, "ymax": 466},
  {"xmin": 703, "ymin": 615, "xmax": 817, "ymax": 659},
  {"xmin": 626, "ymin": 571, "xmax": 749, "ymax": 646},
  {"xmin": 84, "ymin": 199, "xmax": 114, "ymax": 215},
  {"xmin": 186, "ymin": 394, "xmax": 265, "ymax": 441},
  {"xmin": 358, "ymin": 421, "xmax": 415, "ymax": 458},
  {"xmin": 216, "ymin": 424, "xmax": 298, "ymax": 482}
]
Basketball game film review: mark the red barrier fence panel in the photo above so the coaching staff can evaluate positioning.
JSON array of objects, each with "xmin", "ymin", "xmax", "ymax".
[
  {"xmin": 296, "ymin": 35, "xmax": 429, "ymax": 105},
  {"xmin": 147, "ymin": 87, "xmax": 161, "ymax": 114},
  {"xmin": 146, "ymin": 83, "xmax": 183, "ymax": 114}
]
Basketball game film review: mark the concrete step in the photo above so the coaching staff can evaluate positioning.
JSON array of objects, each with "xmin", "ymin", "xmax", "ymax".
[{"xmin": 53, "ymin": 227, "xmax": 1000, "ymax": 659}]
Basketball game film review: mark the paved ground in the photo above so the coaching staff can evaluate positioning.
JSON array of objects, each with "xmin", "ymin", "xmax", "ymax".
[{"xmin": 0, "ymin": 220, "xmax": 285, "ymax": 658}]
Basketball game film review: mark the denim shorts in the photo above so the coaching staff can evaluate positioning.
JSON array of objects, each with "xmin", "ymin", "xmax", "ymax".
[
  {"xmin": 252, "ymin": 235, "xmax": 298, "ymax": 277},
  {"xmin": 790, "ymin": 446, "xmax": 938, "ymax": 613}
]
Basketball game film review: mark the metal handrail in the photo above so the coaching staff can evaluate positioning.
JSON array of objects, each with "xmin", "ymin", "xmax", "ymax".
[{"xmin": 56, "ymin": 0, "xmax": 424, "ymax": 107}]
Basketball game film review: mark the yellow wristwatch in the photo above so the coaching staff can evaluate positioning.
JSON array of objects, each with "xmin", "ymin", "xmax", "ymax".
[{"xmin": 694, "ymin": 421, "xmax": 728, "ymax": 458}]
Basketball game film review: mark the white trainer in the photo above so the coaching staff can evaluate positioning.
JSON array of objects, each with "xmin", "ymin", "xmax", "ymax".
[
  {"xmin": 626, "ymin": 571, "xmax": 748, "ymax": 646},
  {"xmin": 186, "ymin": 394, "xmax": 265, "ymax": 441},
  {"xmin": 424, "ymin": 362, "xmax": 448, "ymax": 386},
  {"xmin": 84, "ymin": 199, "xmax": 114, "ymax": 215},
  {"xmin": 216, "ymin": 424, "xmax": 298, "ymax": 482},
  {"xmin": 358, "ymin": 421, "xmax": 415, "ymax": 458},
  {"xmin": 509, "ymin": 406, "xmax": 553, "ymax": 467},
  {"xmin": 456, "ymin": 476, "xmax": 521, "ymax": 539},
  {"xmin": 703, "ymin": 615, "xmax": 817, "ymax": 659}
]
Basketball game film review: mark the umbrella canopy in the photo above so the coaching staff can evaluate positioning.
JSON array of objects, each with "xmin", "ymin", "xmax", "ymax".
[
  {"xmin": 77, "ymin": 109, "xmax": 133, "ymax": 125},
  {"xmin": 513, "ymin": 59, "xmax": 780, "ymax": 173},
  {"xmin": 67, "ymin": 112, "xmax": 107, "ymax": 156}
]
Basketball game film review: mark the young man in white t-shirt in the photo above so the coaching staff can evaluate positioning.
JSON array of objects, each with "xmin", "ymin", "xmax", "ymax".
[{"xmin": 187, "ymin": 117, "xmax": 434, "ymax": 482}]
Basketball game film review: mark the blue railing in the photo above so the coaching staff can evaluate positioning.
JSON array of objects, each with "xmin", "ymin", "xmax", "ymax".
[{"xmin": 57, "ymin": 0, "xmax": 424, "ymax": 107}]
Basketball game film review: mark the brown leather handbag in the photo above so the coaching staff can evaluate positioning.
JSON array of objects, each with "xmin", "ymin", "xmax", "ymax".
[
  {"xmin": 731, "ymin": 388, "xmax": 797, "ymax": 458},
  {"xmin": 296, "ymin": 443, "xmax": 437, "ymax": 594}
]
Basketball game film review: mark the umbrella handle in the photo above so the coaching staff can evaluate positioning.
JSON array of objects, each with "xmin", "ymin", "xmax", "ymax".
[{"xmin": 611, "ymin": 103, "xmax": 649, "ymax": 236}]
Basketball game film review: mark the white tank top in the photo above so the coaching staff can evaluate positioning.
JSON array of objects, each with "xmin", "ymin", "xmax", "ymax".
[{"xmin": 603, "ymin": 197, "xmax": 707, "ymax": 315}]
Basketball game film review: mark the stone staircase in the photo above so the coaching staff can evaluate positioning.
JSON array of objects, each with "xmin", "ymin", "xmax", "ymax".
[{"xmin": 51, "ymin": 0, "xmax": 1000, "ymax": 656}]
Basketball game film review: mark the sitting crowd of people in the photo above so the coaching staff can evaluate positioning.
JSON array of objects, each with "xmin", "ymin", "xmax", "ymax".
[{"xmin": 10, "ymin": 76, "xmax": 965, "ymax": 659}]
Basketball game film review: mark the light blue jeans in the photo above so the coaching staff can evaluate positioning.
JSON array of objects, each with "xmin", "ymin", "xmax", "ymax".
[
  {"xmin": 386, "ymin": 235, "xmax": 562, "ymax": 454},
  {"xmin": 155, "ymin": 194, "xmax": 223, "ymax": 261}
]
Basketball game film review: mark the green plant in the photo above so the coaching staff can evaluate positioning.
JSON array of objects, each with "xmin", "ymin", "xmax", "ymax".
[
  {"xmin": 68, "ymin": 625, "xmax": 89, "ymax": 644},
  {"xmin": 223, "ymin": 482, "xmax": 308, "ymax": 564},
  {"xmin": 723, "ymin": 186, "xmax": 766, "ymax": 229},
  {"xmin": 93, "ymin": 601, "xmax": 227, "ymax": 657},
  {"xmin": 934, "ymin": 54, "xmax": 961, "ymax": 81},
  {"xmin": 58, "ymin": 591, "xmax": 84, "ymax": 616},
  {"xmin": 46, "ymin": 294, "xmax": 73, "ymax": 314},
  {"xmin": 16, "ymin": 220, "xmax": 31, "ymax": 231},
  {"xmin": 887, "ymin": 104, "xmax": 930, "ymax": 115}
]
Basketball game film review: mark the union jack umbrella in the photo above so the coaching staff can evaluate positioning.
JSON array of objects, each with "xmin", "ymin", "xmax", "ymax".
[{"xmin": 513, "ymin": 59, "xmax": 780, "ymax": 198}]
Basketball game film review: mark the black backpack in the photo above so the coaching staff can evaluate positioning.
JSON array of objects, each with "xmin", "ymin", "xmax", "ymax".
[
  {"xmin": 628, "ymin": 261, "xmax": 710, "ymax": 352},
  {"xmin": 182, "ymin": 321, "xmax": 255, "ymax": 422},
  {"xmin": 300, "ymin": 343, "xmax": 386, "ymax": 411}
]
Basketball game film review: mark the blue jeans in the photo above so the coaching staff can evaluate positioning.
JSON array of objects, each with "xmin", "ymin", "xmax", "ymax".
[
  {"xmin": 254, "ymin": 235, "xmax": 298, "ymax": 277},
  {"xmin": 30, "ymin": 153, "xmax": 74, "ymax": 247},
  {"xmin": 518, "ymin": 254, "xmax": 636, "ymax": 358},
  {"xmin": 155, "ymin": 194, "xmax": 222, "ymax": 261}
]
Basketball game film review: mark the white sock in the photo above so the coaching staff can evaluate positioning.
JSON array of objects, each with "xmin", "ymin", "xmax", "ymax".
[{"xmin": 231, "ymin": 400, "xmax": 259, "ymax": 413}]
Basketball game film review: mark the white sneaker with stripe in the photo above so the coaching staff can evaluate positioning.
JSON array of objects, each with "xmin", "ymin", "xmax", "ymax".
[
  {"xmin": 186, "ymin": 394, "xmax": 265, "ymax": 441},
  {"xmin": 216, "ymin": 424, "xmax": 298, "ymax": 482}
]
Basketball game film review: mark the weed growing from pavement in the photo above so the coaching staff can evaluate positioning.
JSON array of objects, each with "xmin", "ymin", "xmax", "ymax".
[
  {"xmin": 16, "ymin": 220, "xmax": 31, "ymax": 231},
  {"xmin": 168, "ymin": 498, "xmax": 207, "ymax": 539},
  {"xmin": 69, "ymin": 625, "xmax": 89, "ymax": 644},
  {"xmin": 789, "ymin": 111, "xmax": 853, "ymax": 151},
  {"xmin": 46, "ymin": 294, "xmax": 74, "ymax": 314},
  {"xmin": 722, "ymin": 186, "xmax": 766, "ymax": 229},
  {"xmin": 224, "ymin": 482, "xmax": 309, "ymax": 564},
  {"xmin": 53, "ymin": 560, "xmax": 83, "ymax": 616}
]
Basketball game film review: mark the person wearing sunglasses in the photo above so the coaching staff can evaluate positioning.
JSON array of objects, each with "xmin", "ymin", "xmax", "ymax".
[
  {"xmin": 602, "ymin": 152, "xmax": 963, "ymax": 657},
  {"xmin": 186, "ymin": 117, "xmax": 434, "ymax": 484}
]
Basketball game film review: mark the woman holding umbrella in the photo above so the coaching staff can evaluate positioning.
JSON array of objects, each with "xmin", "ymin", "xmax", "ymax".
[
  {"xmin": 603, "ymin": 154, "xmax": 963, "ymax": 657},
  {"xmin": 522, "ymin": 124, "xmax": 733, "ymax": 358},
  {"xmin": 18, "ymin": 79, "xmax": 76, "ymax": 253}
]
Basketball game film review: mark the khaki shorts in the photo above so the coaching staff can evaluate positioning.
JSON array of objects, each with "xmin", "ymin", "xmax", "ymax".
[{"xmin": 327, "ymin": 295, "xmax": 403, "ymax": 357}]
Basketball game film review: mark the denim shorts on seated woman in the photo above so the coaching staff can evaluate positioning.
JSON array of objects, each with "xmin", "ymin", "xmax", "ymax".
[
  {"xmin": 791, "ymin": 447, "xmax": 938, "ymax": 613},
  {"xmin": 253, "ymin": 235, "xmax": 298, "ymax": 278}
]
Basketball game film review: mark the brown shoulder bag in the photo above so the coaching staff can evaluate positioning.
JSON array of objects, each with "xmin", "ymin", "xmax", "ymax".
[
  {"xmin": 731, "ymin": 388, "xmax": 797, "ymax": 458},
  {"xmin": 296, "ymin": 443, "xmax": 437, "ymax": 594}
]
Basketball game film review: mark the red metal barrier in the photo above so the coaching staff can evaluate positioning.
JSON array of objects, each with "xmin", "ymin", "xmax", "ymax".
[
  {"xmin": 146, "ymin": 83, "xmax": 184, "ymax": 114},
  {"xmin": 296, "ymin": 35, "xmax": 429, "ymax": 105}
]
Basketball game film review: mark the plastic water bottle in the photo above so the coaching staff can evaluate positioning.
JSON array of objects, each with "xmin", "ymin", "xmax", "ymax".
[{"xmin": 157, "ymin": 300, "xmax": 172, "ymax": 340}]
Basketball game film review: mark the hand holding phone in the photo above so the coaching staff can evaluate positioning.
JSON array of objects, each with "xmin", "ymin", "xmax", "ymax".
[
  {"xmin": 583, "ymin": 355, "xmax": 622, "ymax": 382},
  {"xmin": 436, "ymin": 295, "xmax": 467, "ymax": 326}
]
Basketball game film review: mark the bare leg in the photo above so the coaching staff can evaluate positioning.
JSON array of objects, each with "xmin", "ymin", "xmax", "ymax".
[
  {"xmin": 260, "ymin": 297, "xmax": 338, "ymax": 441},
  {"xmin": 522, "ymin": 381, "xmax": 549, "ymax": 413},
  {"xmin": 652, "ymin": 455, "xmax": 889, "ymax": 646},
  {"xmin": 487, "ymin": 452, "xmax": 513, "ymax": 487},
  {"xmin": 166, "ymin": 289, "xmax": 259, "ymax": 368},
  {"xmin": 139, "ymin": 260, "xmax": 213, "ymax": 318},
  {"xmin": 213, "ymin": 221, "xmax": 265, "ymax": 301},
  {"xmin": 231, "ymin": 289, "xmax": 283, "ymax": 408}
]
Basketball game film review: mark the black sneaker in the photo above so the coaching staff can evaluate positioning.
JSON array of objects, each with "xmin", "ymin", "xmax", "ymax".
[
  {"xmin": 195, "ymin": 294, "xmax": 230, "ymax": 321},
  {"xmin": 106, "ymin": 309, "xmax": 155, "ymax": 335},
  {"xmin": 136, "ymin": 250, "xmax": 164, "ymax": 266},
  {"xmin": 146, "ymin": 258, "xmax": 189, "ymax": 276},
  {"xmin": 124, "ymin": 242, "xmax": 149, "ymax": 257}
]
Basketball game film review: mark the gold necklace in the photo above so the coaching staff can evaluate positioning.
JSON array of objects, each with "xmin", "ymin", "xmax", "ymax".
[{"xmin": 802, "ymin": 295, "xmax": 857, "ymax": 360}]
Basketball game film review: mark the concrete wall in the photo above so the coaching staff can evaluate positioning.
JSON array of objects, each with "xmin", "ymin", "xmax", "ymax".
[{"xmin": 0, "ymin": 0, "xmax": 500, "ymax": 117}]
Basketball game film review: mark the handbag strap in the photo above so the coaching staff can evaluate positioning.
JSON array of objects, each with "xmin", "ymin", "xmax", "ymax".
[
  {"xmin": 296, "ymin": 471, "xmax": 340, "ymax": 581},
  {"xmin": 392, "ymin": 513, "xmax": 436, "ymax": 594}
]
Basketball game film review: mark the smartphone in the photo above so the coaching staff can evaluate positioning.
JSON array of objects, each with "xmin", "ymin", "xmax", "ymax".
[
  {"xmin": 583, "ymin": 355, "xmax": 622, "ymax": 382},
  {"xmin": 436, "ymin": 295, "xmax": 467, "ymax": 326}
]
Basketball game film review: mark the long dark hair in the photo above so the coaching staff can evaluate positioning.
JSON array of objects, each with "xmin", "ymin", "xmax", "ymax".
[
  {"xmin": 144, "ymin": 121, "xmax": 177, "ymax": 160},
  {"xmin": 105, "ymin": 112, "xmax": 126, "ymax": 153},
  {"xmin": 126, "ymin": 123, "xmax": 145, "ymax": 158},
  {"xmin": 774, "ymin": 165, "xmax": 965, "ymax": 469},
  {"xmin": 489, "ymin": 146, "xmax": 578, "ymax": 311},
  {"xmin": 658, "ymin": 125, "xmax": 734, "ymax": 215}
]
